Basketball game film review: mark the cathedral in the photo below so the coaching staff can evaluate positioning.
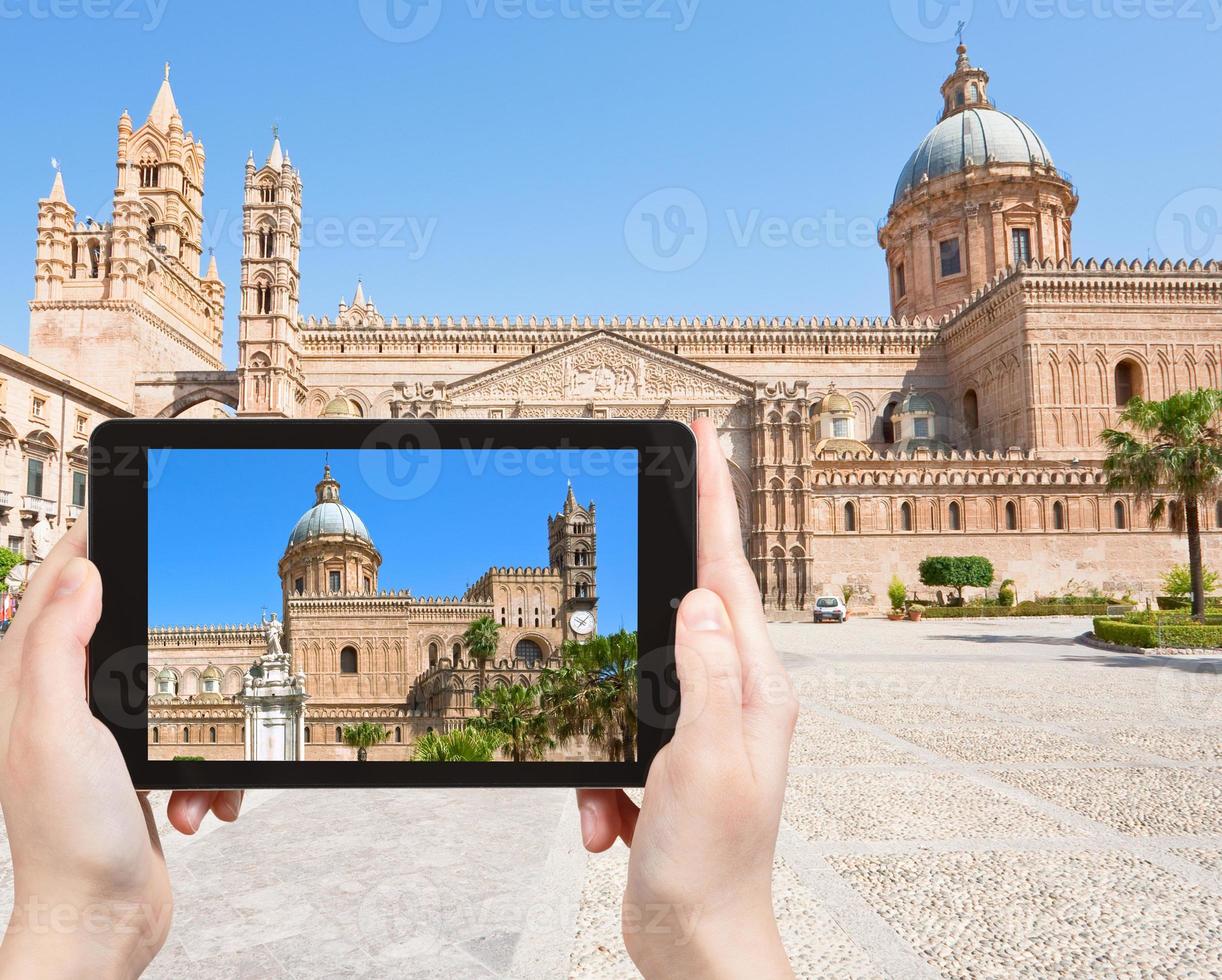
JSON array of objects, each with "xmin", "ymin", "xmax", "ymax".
[
  {"xmin": 6, "ymin": 44, "xmax": 1222, "ymax": 624},
  {"xmin": 148, "ymin": 465, "xmax": 599, "ymax": 761}
]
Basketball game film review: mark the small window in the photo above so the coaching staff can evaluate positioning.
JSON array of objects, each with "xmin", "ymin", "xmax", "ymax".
[
  {"xmin": 305, "ymin": 727, "xmax": 311, "ymax": 744},
  {"xmin": 31, "ymin": 396, "xmax": 46, "ymax": 419},
  {"xmin": 329, "ymin": 570, "xmax": 341, "ymax": 593},
  {"xmin": 963, "ymin": 390, "xmax": 980, "ymax": 430},
  {"xmin": 395, "ymin": 727, "xmax": 402, "ymax": 744},
  {"xmin": 833, "ymin": 418, "xmax": 849, "ymax": 438},
  {"xmin": 428, "ymin": 642, "xmax": 438, "ymax": 667},
  {"xmin": 1011, "ymin": 228, "xmax": 1032, "ymax": 265},
  {"xmin": 1052, "ymin": 501, "xmax": 1066, "ymax": 531},
  {"xmin": 183, "ymin": 727, "xmax": 190, "ymax": 744},
  {"xmin": 900, "ymin": 502, "xmax": 913, "ymax": 532},
  {"xmin": 894, "ymin": 262, "xmax": 907, "ymax": 299},
  {"xmin": 1115, "ymin": 360, "xmax": 1142, "ymax": 407},
  {"xmin": 340, "ymin": 646, "xmax": 358, "ymax": 674},
  {"xmin": 1005, "ymin": 502, "xmax": 1018, "ymax": 531},
  {"xmin": 949, "ymin": 501, "xmax": 962, "ymax": 531},
  {"xmin": 71, "ymin": 470, "xmax": 86, "ymax": 508},
  {"xmin": 209, "ymin": 726, "xmax": 217, "ymax": 744},
  {"xmin": 1115, "ymin": 501, "xmax": 1127, "ymax": 530},
  {"xmin": 26, "ymin": 458, "xmax": 44, "ymax": 498},
  {"xmin": 294, "ymin": 577, "xmax": 304, "ymax": 595},
  {"xmin": 7, "ymin": 536, "xmax": 22, "ymax": 556},
  {"xmin": 74, "ymin": 412, "xmax": 88, "ymax": 436},
  {"xmin": 882, "ymin": 402, "xmax": 898, "ymax": 443},
  {"xmin": 335, "ymin": 726, "xmax": 342, "ymax": 742},
  {"xmin": 844, "ymin": 502, "xmax": 857, "ymax": 533},
  {"xmin": 452, "ymin": 642, "xmax": 461, "ymax": 660},
  {"xmin": 152, "ymin": 727, "xmax": 159, "ymax": 744},
  {"xmin": 913, "ymin": 418, "xmax": 930, "ymax": 439},
  {"xmin": 939, "ymin": 238, "xmax": 962, "ymax": 278},
  {"xmin": 363, "ymin": 576, "xmax": 372, "ymax": 593}
]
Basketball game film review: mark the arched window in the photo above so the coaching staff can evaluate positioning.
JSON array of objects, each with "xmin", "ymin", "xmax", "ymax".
[
  {"xmin": 1168, "ymin": 500, "xmax": 1182, "ymax": 529},
  {"xmin": 963, "ymin": 390, "xmax": 979, "ymax": 431},
  {"xmin": 139, "ymin": 160, "xmax": 159, "ymax": 188},
  {"xmin": 69, "ymin": 240, "xmax": 78, "ymax": 278},
  {"xmin": 515, "ymin": 639, "xmax": 542, "ymax": 666},
  {"xmin": 575, "ymin": 581, "xmax": 590, "ymax": 599},
  {"xmin": 574, "ymin": 548, "xmax": 589, "ymax": 567},
  {"xmin": 394, "ymin": 727, "xmax": 402, "ymax": 744},
  {"xmin": 183, "ymin": 727, "xmax": 190, "ymax": 744},
  {"xmin": 340, "ymin": 646, "xmax": 358, "ymax": 674},
  {"xmin": 900, "ymin": 501, "xmax": 913, "ymax": 532},
  {"xmin": 1052, "ymin": 501, "xmax": 1066, "ymax": 531},
  {"xmin": 882, "ymin": 402, "xmax": 898, "ymax": 443},
  {"xmin": 258, "ymin": 226, "xmax": 274, "ymax": 258},
  {"xmin": 152, "ymin": 727, "xmax": 159, "ymax": 743},
  {"xmin": 844, "ymin": 502, "xmax": 857, "ymax": 533},
  {"xmin": 147, "ymin": 217, "xmax": 157, "ymax": 244},
  {"xmin": 335, "ymin": 727, "xmax": 342, "ymax": 743},
  {"xmin": 88, "ymin": 241, "xmax": 101, "ymax": 278},
  {"xmin": 256, "ymin": 282, "xmax": 273, "ymax": 315},
  {"xmin": 949, "ymin": 501, "xmax": 962, "ymax": 531},
  {"xmin": 428, "ymin": 642, "xmax": 438, "ymax": 667},
  {"xmin": 451, "ymin": 642, "xmax": 461, "ymax": 661},
  {"xmin": 209, "ymin": 726, "xmax": 217, "ymax": 744},
  {"xmin": 304, "ymin": 727, "xmax": 311, "ymax": 744},
  {"xmin": 259, "ymin": 180, "xmax": 277, "ymax": 203},
  {"xmin": 1005, "ymin": 501, "xmax": 1018, "ymax": 531},
  {"xmin": 1115, "ymin": 501, "xmax": 1127, "ymax": 530},
  {"xmin": 1115, "ymin": 360, "xmax": 1142, "ymax": 407}
]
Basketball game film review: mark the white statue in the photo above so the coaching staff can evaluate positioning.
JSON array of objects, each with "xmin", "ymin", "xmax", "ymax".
[
  {"xmin": 261, "ymin": 611, "xmax": 286, "ymax": 660},
  {"xmin": 29, "ymin": 515, "xmax": 57, "ymax": 561}
]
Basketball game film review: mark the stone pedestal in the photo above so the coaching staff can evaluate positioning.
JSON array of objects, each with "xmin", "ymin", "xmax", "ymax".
[{"xmin": 240, "ymin": 650, "xmax": 308, "ymax": 761}]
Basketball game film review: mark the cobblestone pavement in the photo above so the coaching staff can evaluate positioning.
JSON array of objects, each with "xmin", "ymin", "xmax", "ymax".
[{"xmin": 1, "ymin": 618, "xmax": 1219, "ymax": 977}]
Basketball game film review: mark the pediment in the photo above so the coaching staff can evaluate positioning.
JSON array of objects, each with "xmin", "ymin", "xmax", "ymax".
[{"xmin": 449, "ymin": 331, "xmax": 753, "ymax": 405}]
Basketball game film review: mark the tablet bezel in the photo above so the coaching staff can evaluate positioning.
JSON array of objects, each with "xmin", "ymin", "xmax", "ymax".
[{"xmin": 88, "ymin": 419, "xmax": 694, "ymax": 790}]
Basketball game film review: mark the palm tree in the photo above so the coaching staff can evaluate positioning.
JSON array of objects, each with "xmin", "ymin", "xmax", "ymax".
[
  {"xmin": 461, "ymin": 616, "xmax": 500, "ymax": 712},
  {"xmin": 412, "ymin": 727, "xmax": 504, "ymax": 762},
  {"xmin": 1103, "ymin": 389, "xmax": 1222, "ymax": 620},
  {"xmin": 341, "ymin": 721, "xmax": 390, "ymax": 762},
  {"xmin": 470, "ymin": 684, "xmax": 553, "ymax": 762},
  {"xmin": 541, "ymin": 630, "xmax": 638, "ymax": 763}
]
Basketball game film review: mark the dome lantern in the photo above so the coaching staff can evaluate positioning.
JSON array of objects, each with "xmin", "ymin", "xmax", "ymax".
[{"xmin": 940, "ymin": 44, "xmax": 991, "ymax": 119}]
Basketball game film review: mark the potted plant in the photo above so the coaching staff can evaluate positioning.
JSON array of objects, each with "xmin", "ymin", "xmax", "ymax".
[
  {"xmin": 842, "ymin": 585, "xmax": 855, "ymax": 619},
  {"xmin": 887, "ymin": 576, "xmax": 907, "ymax": 621},
  {"xmin": 907, "ymin": 603, "xmax": 926, "ymax": 623}
]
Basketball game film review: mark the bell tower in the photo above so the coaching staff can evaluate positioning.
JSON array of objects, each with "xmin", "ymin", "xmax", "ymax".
[
  {"xmin": 237, "ymin": 133, "xmax": 305, "ymax": 416},
  {"xmin": 548, "ymin": 483, "xmax": 598, "ymax": 641}
]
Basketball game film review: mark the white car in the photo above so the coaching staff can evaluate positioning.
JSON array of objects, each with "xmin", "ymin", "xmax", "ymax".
[{"xmin": 813, "ymin": 595, "xmax": 848, "ymax": 623}]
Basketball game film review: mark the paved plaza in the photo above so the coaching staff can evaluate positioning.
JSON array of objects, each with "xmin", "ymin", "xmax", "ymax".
[{"xmin": 4, "ymin": 617, "xmax": 1220, "ymax": 977}]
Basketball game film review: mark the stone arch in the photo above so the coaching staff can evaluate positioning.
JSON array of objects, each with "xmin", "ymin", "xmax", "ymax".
[
  {"xmin": 156, "ymin": 386, "xmax": 238, "ymax": 418},
  {"xmin": 726, "ymin": 460, "xmax": 753, "ymax": 554}
]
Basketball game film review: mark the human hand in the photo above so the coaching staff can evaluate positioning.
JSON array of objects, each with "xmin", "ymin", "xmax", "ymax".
[
  {"xmin": 577, "ymin": 417, "xmax": 798, "ymax": 979},
  {"xmin": 0, "ymin": 519, "xmax": 243, "ymax": 978}
]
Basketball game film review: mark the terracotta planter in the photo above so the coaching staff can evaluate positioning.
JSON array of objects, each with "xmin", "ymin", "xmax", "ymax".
[
  {"xmin": 887, "ymin": 612, "xmax": 905, "ymax": 622},
  {"xmin": 907, "ymin": 609, "xmax": 924, "ymax": 622}
]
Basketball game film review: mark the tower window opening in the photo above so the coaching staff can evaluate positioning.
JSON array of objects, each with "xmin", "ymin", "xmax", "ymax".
[
  {"xmin": 843, "ymin": 502, "xmax": 857, "ymax": 533},
  {"xmin": 1115, "ymin": 360, "xmax": 1142, "ymax": 407},
  {"xmin": 1011, "ymin": 228, "xmax": 1032, "ymax": 265},
  {"xmin": 1005, "ymin": 502, "xmax": 1018, "ymax": 531},
  {"xmin": 900, "ymin": 502, "xmax": 913, "ymax": 532},
  {"xmin": 329, "ymin": 570, "xmax": 341, "ymax": 593},
  {"xmin": 949, "ymin": 501, "xmax": 962, "ymax": 531},
  {"xmin": 1115, "ymin": 501, "xmax": 1128, "ymax": 530},
  {"xmin": 1052, "ymin": 501, "xmax": 1066, "ymax": 531},
  {"xmin": 894, "ymin": 262, "xmax": 907, "ymax": 298},
  {"xmin": 340, "ymin": 646, "xmax": 358, "ymax": 674}
]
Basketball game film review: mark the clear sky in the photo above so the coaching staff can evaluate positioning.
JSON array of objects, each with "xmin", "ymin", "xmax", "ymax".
[
  {"xmin": 147, "ymin": 448, "xmax": 638, "ymax": 629},
  {"xmin": 2, "ymin": 3, "xmax": 1220, "ymax": 365}
]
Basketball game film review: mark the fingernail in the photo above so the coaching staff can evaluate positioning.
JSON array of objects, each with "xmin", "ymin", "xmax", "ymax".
[
  {"xmin": 680, "ymin": 590, "xmax": 728, "ymax": 633},
  {"xmin": 54, "ymin": 558, "xmax": 89, "ymax": 598},
  {"xmin": 580, "ymin": 802, "xmax": 597, "ymax": 848},
  {"xmin": 217, "ymin": 791, "xmax": 243, "ymax": 821},
  {"xmin": 188, "ymin": 798, "xmax": 208, "ymax": 832}
]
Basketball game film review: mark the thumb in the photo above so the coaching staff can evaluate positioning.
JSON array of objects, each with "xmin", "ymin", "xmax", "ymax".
[
  {"xmin": 672, "ymin": 588, "xmax": 742, "ymax": 746},
  {"xmin": 19, "ymin": 557, "xmax": 102, "ymax": 711}
]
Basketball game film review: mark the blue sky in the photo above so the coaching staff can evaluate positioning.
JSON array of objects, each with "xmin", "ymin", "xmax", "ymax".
[
  {"xmin": 2, "ymin": 3, "xmax": 1220, "ymax": 365},
  {"xmin": 148, "ymin": 448, "xmax": 638, "ymax": 629}
]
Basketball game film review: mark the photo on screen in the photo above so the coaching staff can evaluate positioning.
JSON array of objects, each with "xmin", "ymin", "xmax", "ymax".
[{"xmin": 147, "ymin": 448, "xmax": 639, "ymax": 764}]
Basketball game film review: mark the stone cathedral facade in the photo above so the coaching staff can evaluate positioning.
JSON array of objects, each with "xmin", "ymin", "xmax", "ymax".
[{"xmin": 6, "ymin": 45, "xmax": 1222, "ymax": 620}]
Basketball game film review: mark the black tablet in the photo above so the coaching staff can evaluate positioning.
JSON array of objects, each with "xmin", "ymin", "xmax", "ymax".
[{"xmin": 88, "ymin": 419, "xmax": 694, "ymax": 789}]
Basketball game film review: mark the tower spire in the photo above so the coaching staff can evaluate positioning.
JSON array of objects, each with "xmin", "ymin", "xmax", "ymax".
[
  {"xmin": 940, "ymin": 42, "xmax": 991, "ymax": 120},
  {"xmin": 148, "ymin": 63, "xmax": 179, "ymax": 129}
]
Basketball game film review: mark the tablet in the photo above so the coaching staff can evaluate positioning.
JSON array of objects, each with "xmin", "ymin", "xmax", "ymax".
[{"xmin": 88, "ymin": 419, "xmax": 694, "ymax": 789}]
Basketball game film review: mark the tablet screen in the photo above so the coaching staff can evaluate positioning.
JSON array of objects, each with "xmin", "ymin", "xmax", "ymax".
[{"xmin": 145, "ymin": 447, "xmax": 639, "ymax": 765}]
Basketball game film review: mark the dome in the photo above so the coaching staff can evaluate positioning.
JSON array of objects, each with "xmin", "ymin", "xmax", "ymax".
[
  {"xmin": 287, "ymin": 465, "xmax": 374, "ymax": 548},
  {"xmin": 156, "ymin": 666, "xmax": 176, "ymax": 682},
  {"xmin": 201, "ymin": 664, "xmax": 222, "ymax": 681},
  {"xmin": 822, "ymin": 391, "xmax": 853, "ymax": 414},
  {"xmin": 901, "ymin": 392, "xmax": 937, "ymax": 415},
  {"xmin": 814, "ymin": 437, "xmax": 871, "ymax": 457},
  {"xmin": 322, "ymin": 395, "xmax": 354, "ymax": 418},
  {"xmin": 893, "ymin": 107, "xmax": 1054, "ymax": 206}
]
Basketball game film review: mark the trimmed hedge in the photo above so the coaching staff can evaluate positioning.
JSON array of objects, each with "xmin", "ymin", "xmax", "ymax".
[
  {"xmin": 1093, "ymin": 616, "xmax": 1222, "ymax": 650},
  {"xmin": 924, "ymin": 602, "xmax": 1122, "ymax": 619},
  {"xmin": 1156, "ymin": 596, "xmax": 1222, "ymax": 611}
]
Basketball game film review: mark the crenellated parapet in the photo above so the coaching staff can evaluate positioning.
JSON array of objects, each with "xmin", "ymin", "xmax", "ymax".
[{"xmin": 149, "ymin": 624, "xmax": 263, "ymax": 647}]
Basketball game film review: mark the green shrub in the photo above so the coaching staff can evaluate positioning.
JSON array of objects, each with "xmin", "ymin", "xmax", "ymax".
[
  {"xmin": 1162, "ymin": 564, "xmax": 1221, "ymax": 599},
  {"xmin": 998, "ymin": 585, "xmax": 1016, "ymax": 608},
  {"xmin": 887, "ymin": 576, "xmax": 907, "ymax": 612},
  {"xmin": 1156, "ymin": 596, "xmax": 1222, "ymax": 611},
  {"xmin": 924, "ymin": 602, "xmax": 1126, "ymax": 619},
  {"xmin": 918, "ymin": 556, "xmax": 995, "ymax": 602},
  {"xmin": 1093, "ymin": 616, "xmax": 1222, "ymax": 650},
  {"xmin": 0, "ymin": 548, "xmax": 22, "ymax": 588}
]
